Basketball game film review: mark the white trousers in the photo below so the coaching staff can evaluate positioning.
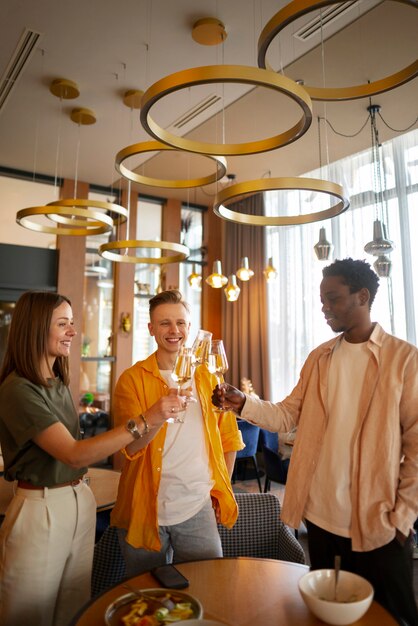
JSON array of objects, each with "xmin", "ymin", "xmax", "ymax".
[{"xmin": 0, "ymin": 481, "xmax": 96, "ymax": 626}]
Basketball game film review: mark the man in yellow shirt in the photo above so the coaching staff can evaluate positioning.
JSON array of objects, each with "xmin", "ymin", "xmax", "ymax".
[{"xmin": 111, "ymin": 289, "xmax": 243, "ymax": 575}]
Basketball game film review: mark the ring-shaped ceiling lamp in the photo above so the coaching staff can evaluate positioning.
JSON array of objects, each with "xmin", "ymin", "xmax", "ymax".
[
  {"xmin": 115, "ymin": 140, "xmax": 227, "ymax": 188},
  {"xmin": 45, "ymin": 198, "xmax": 128, "ymax": 227},
  {"xmin": 99, "ymin": 240, "xmax": 189, "ymax": 264},
  {"xmin": 257, "ymin": 0, "xmax": 418, "ymax": 101},
  {"xmin": 16, "ymin": 206, "xmax": 114, "ymax": 236},
  {"xmin": 213, "ymin": 177, "xmax": 349, "ymax": 226},
  {"xmin": 140, "ymin": 65, "xmax": 313, "ymax": 156}
]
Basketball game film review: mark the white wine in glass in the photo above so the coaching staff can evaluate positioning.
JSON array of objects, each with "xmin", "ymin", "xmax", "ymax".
[
  {"xmin": 191, "ymin": 329, "xmax": 212, "ymax": 366},
  {"xmin": 170, "ymin": 347, "xmax": 194, "ymax": 423},
  {"xmin": 207, "ymin": 339, "xmax": 229, "ymax": 412}
]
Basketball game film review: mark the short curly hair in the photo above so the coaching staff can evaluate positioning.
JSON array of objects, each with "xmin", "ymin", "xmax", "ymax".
[{"xmin": 322, "ymin": 258, "xmax": 380, "ymax": 307}]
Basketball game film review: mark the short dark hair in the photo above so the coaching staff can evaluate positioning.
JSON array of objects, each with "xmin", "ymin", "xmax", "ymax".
[
  {"xmin": 149, "ymin": 289, "xmax": 190, "ymax": 318},
  {"xmin": 322, "ymin": 258, "xmax": 380, "ymax": 306},
  {"xmin": 0, "ymin": 291, "xmax": 72, "ymax": 387}
]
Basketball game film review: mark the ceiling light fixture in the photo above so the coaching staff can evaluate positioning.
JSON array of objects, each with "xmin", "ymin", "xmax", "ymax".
[
  {"xmin": 123, "ymin": 89, "xmax": 144, "ymax": 110},
  {"xmin": 99, "ymin": 240, "xmax": 189, "ymax": 265},
  {"xmin": 18, "ymin": 79, "xmax": 127, "ymax": 236},
  {"xmin": 363, "ymin": 104, "xmax": 394, "ymax": 276},
  {"xmin": 206, "ymin": 260, "xmax": 228, "ymax": 288},
  {"xmin": 192, "ymin": 17, "xmax": 227, "ymax": 46},
  {"xmin": 263, "ymin": 257, "xmax": 278, "ymax": 282},
  {"xmin": 187, "ymin": 264, "xmax": 202, "ymax": 290},
  {"xmin": 140, "ymin": 65, "xmax": 312, "ymax": 156},
  {"xmin": 115, "ymin": 140, "xmax": 227, "ymax": 189},
  {"xmin": 214, "ymin": 177, "xmax": 349, "ymax": 226},
  {"xmin": 236, "ymin": 257, "xmax": 254, "ymax": 281},
  {"xmin": 257, "ymin": 0, "xmax": 418, "ymax": 101},
  {"xmin": 224, "ymin": 274, "xmax": 241, "ymax": 301},
  {"xmin": 314, "ymin": 226, "xmax": 333, "ymax": 261}
]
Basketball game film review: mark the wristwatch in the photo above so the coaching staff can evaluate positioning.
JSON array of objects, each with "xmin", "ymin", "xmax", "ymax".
[{"xmin": 126, "ymin": 419, "xmax": 141, "ymax": 440}]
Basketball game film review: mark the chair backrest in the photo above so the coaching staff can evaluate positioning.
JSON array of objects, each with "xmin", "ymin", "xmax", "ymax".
[
  {"xmin": 91, "ymin": 525, "xmax": 126, "ymax": 597},
  {"xmin": 262, "ymin": 444, "xmax": 289, "ymax": 485},
  {"xmin": 236, "ymin": 420, "xmax": 260, "ymax": 458},
  {"xmin": 259, "ymin": 428, "xmax": 279, "ymax": 451},
  {"xmin": 218, "ymin": 492, "xmax": 305, "ymax": 564}
]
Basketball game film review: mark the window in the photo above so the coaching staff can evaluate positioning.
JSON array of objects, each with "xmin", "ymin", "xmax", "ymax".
[
  {"xmin": 265, "ymin": 128, "xmax": 418, "ymax": 401},
  {"xmin": 132, "ymin": 197, "xmax": 163, "ymax": 363},
  {"xmin": 179, "ymin": 205, "xmax": 204, "ymax": 336},
  {"xmin": 80, "ymin": 190, "xmax": 116, "ymax": 399}
]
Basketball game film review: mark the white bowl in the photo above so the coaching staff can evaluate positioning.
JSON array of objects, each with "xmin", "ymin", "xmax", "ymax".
[{"xmin": 298, "ymin": 569, "xmax": 374, "ymax": 626}]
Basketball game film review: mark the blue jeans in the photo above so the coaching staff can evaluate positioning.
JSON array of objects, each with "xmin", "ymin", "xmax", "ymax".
[{"xmin": 118, "ymin": 499, "xmax": 223, "ymax": 577}]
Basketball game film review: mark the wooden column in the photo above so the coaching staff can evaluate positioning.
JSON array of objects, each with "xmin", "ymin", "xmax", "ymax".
[
  {"xmin": 111, "ymin": 186, "xmax": 137, "ymax": 398},
  {"xmin": 202, "ymin": 206, "xmax": 223, "ymax": 338},
  {"xmin": 56, "ymin": 178, "xmax": 88, "ymax": 405},
  {"xmin": 161, "ymin": 197, "xmax": 182, "ymax": 290}
]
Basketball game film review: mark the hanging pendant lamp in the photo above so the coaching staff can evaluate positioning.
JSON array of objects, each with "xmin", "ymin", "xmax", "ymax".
[
  {"xmin": 314, "ymin": 227, "xmax": 333, "ymax": 260},
  {"xmin": 224, "ymin": 275, "xmax": 241, "ymax": 301}
]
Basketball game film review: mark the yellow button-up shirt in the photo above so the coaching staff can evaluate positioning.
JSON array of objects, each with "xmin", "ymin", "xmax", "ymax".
[
  {"xmin": 111, "ymin": 352, "xmax": 244, "ymax": 550},
  {"xmin": 242, "ymin": 324, "xmax": 418, "ymax": 552}
]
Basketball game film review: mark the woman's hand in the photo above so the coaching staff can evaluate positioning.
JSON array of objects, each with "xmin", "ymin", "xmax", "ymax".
[
  {"xmin": 211, "ymin": 383, "xmax": 246, "ymax": 415},
  {"xmin": 144, "ymin": 388, "xmax": 188, "ymax": 426}
]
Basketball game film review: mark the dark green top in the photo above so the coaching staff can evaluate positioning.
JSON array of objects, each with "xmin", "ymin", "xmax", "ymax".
[{"xmin": 0, "ymin": 372, "xmax": 86, "ymax": 486}]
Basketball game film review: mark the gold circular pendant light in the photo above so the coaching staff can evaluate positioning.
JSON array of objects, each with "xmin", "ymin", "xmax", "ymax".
[
  {"xmin": 99, "ymin": 240, "xmax": 189, "ymax": 264},
  {"xmin": 115, "ymin": 140, "xmax": 227, "ymax": 188},
  {"xmin": 45, "ymin": 198, "xmax": 127, "ymax": 227},
  {"xmin": 16, "ymin": 206, "xmax": 114, "ymax": 236},
  {"xmin": 257, "ymin": 0, "xmax": 418, "ymax": 101},
  {"xmin": 213, "ymin": 177, "xmax": 349, "ymax": 226},
  {"xmin": 140, "ymin": 65, "xmax": 312, "ymax": 156}
]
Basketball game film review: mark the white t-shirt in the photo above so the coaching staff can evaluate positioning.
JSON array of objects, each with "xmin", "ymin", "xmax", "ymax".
[
  {"xmin": 304, "ymin": 338, "xmax": 370, "ymax": 537},
  {"xmin": 157, "ymin": 370, "xmax": 214, "ymax": 526}
]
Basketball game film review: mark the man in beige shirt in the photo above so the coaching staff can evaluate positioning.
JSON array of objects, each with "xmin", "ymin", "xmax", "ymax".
[{"xmin": 213, "ymin": 258, "xmax": 418, "ymax": 626}]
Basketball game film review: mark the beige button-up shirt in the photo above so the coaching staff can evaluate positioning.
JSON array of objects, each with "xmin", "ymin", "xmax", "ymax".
[{"xmin": 242, "ymin": 324, "xmax": 418, "ymax": 551}]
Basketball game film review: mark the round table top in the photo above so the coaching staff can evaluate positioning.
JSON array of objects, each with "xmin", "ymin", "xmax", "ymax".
[
  {"xmin": 71, "ymin": 557, "xmax": 397, "ymax": 626},
  {"xmin": 0, "ymin": 467, "xmax": 120, "ymax": 515}
]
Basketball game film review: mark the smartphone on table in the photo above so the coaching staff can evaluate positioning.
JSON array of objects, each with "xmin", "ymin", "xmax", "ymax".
[{"xmin": 151, "ymin": 564, "xmax": 189, "ymax": 589}]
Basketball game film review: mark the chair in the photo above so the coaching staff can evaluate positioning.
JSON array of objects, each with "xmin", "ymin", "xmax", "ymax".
[
  {"xmin": 233, "ymin": 420, "xmax": 263, "ymax": 492},
  {"xmin": 259, "ymin": 429, "xmax": 290, "ymax": 492},
  {"xmin": 91, "ymin": 525, "xmax": 126, "ymax": 598},
  {"xmin": 218, "ymin": 492, "xmax": 305, "ymax": 564}
]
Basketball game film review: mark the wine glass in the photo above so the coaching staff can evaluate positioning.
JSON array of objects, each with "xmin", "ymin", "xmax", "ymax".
[
  {"xmin": 170, "ymin": 347, "xmax": 194, "ymax": 423},
  {"xmin": 191, "ymin": 329, "xmax": 212, "ymax": 366},
  {"xmin": 207, "ymin": 339, "xmax": 229, "ymax": 412}
]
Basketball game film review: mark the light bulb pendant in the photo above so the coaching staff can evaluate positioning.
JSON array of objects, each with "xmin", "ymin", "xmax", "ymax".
[
  {"xmin": 236, "ymin": 256, "xmax": 254, "ymax": 281},
  {"xmin": 206, "ymin": 260, "xmax": 228, "ymax": 288},
  {"xmin": 224, "ymin": 274, "xmax": 241, "ymax": 301},
  {"xmin": 263, "ymin": 257, "xmax": 277, "ymax": 282},
  {"xmin": 364, "ymin": 220, "xmax": 394, "ymax": 256},
  {"xmin": 314, "ymin": 227, "xmax": 333, "ymax": 261}
]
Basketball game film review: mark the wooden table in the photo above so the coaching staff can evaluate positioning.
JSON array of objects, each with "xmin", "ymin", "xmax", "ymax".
[
  {"xmin": 0, "ymin": 467, "xmax": 120, "ymax": 516},
  {"xmin": 70, "ymin": 558, "xmax": 397, "ymax": 626}
]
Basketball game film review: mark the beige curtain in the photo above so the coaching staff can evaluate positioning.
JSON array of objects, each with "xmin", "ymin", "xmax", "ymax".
[{"xmin": 221, "ymin": 194, "xmax": 271, "ymax": 400}]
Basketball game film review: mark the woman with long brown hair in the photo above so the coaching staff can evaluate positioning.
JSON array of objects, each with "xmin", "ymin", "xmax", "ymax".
[{"xmin": 0, "ymin": 291, "xmax": 183, "ymax": 626}]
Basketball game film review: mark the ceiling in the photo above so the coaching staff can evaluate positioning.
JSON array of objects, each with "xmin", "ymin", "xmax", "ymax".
[{"xmin": 0, "ymin": 0, "xmax": 417, "ymax": 208}]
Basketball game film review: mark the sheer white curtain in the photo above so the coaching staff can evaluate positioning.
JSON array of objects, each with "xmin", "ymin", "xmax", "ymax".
[{"xmin": 265, "ymin": 128, "xmax": 418, "ymax": 402}]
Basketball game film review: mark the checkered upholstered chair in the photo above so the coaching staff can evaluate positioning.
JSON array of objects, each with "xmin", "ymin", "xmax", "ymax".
[
  {"xmin": 91, "ymin": 525, "xmax": 126, "ymax": 597},
  {"xmin": 218, "ymin": 492, "xmax": 305, "ymax": 564}
]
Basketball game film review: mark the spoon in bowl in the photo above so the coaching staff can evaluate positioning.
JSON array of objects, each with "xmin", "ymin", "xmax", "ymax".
[{"xmin": 334, "ymin": 555, "xmax": 341, "ymax": 601}]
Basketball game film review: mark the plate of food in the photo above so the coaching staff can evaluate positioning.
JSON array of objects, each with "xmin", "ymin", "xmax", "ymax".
[{"xmin": 104, "ymin": 588, "xmax": 203, "ymax": 626}]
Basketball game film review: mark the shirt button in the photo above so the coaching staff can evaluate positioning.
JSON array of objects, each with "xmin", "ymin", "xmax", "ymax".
[
  {"xmin": 158, "ymin": 448, "xmax": 162, "ymax": 452},
  {"xmin": 157, "ymin": 467, "xmax": 161, "ymax": 472}
]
